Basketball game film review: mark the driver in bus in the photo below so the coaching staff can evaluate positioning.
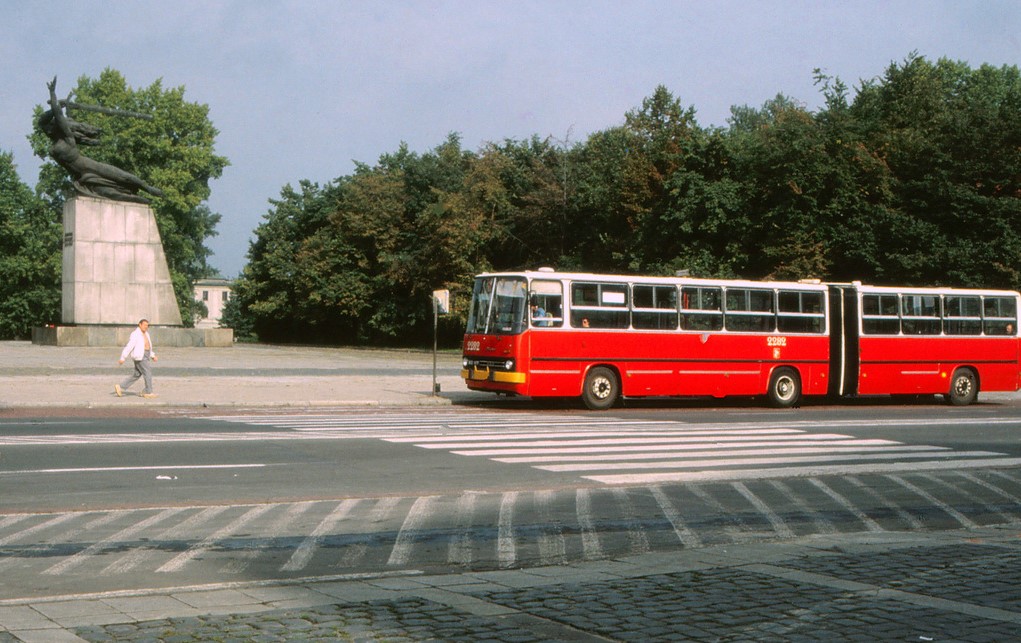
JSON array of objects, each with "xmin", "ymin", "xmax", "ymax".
[{"xmin": 531, "ymin": 301, "xmax": 550, "ymax": 327}]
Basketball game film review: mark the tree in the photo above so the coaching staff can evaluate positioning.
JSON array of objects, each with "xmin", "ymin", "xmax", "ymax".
[
  {"xmin": 236, "ymin": 181, "xmax": 337, "ymax": 341},
  {"xmin": 570, "ymin": 86, "xmax": 707, "ymax": 274},
  {"xmin": 30, "ymin": 69, "xmax": 229, "ymax": 322},
  {"xmin": 0, "ymin": 151, "xmax": 61, "ymax": 338},
  {"xmin": 851, "ymin": 55, "xmax": 1021, "ymax": 288},
  {"xmin": 447, "ymin": 136, "xmax": 575, "ymax": 271}
]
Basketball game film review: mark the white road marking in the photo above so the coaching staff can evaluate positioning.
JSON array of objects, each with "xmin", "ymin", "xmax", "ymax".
[
  {"xmin": 492, "ymin": 444, "xmax": 943, "ymax": 463},
  {"xmin": 885, "ymin": 474, "xmax": 979, "ymax": 529},
  {"xmin": 842, "ymin": 475, "xmax": 922, "ymax": 529},
  {"xmin": 0, "ymin": 513, "xmax": 78, "ymax": 547},
  {"xmin": 46, "ymin": 509, "xmax": 181, "ymax": 576},
  {"xmin": 370, "ymin": 497, "xmax": 402, "ymax": 523},
  {"xmin": 498, "ymin": 491, "xmax": 518, "ymax": 568},
  {"xmin": 575, "ymin": 488, "xmax": 604, "ymax": 559},
  {"xmin": 282, "ymin": 499, "xmax": 360, "ymax": 572},
  {"xmin": 732, "ymin": 481, "xmax": 795, "ymax": 539},
  {"xmin": 0, "ymin": 513, "xmax": 121, "ymax": 574},
  {"xmin": 584, "ymin": 458, "xmax": 1021, "ymax": 485},
  {"xmin": 220, "ymin": 501, "xmax": 316, "ymax": 575},
  {"xmin": 808, "ymin": 478, "xmax": 884, "ymax": 533},
  {"xmin": 4, "ymin": 464, "xmax": 1020, "ymax": 593},
  {"xmin": 917, "ymin": 473, "xmax": 1017, "ymax": 524},
  {"xmin": 686, "ymin": 483, "xmax": 749, "ymax": 541},
  {"xmin": 368, "ymin": 413, "xmax": 1017, "ymax": 485},
  {"xmin": 611, "ymin": 488, "xmax": 649, "ymax": 555},
  {"xmin": 156, "ymin": 505, "xmax": 275, "ymax": 574},
  {"xmin": 102, "ymin": 506, "xmax": 231, "ymax": 575},
  {"xmin": 390, "ymin": 429, "xmax": 805, "ymax": 445},
  {"xmin": 387, "ymin": 496, "xmax": 438, "ymax": 567},
  {"xmin": 0, "ymin": 516, "xmax": 29, "ymax": 530},
  {"xmin": 538, "ymin": 450, "xmax": 1004, "ymax": 472},
  {"xmin": 448, "ymin": 492, "xmax": 478, "ymax": 565},
  {"xmin": 649, "ymin": 485, "xmax": 701, "ymax": 548},
  {"xmin": 3, "ymin": 464, "xmax": 267, "ymax": 475},
  {"xmin": 456, "ymin": 439, "xmax": 912, "ymax": 457},
  {"xmin": 769, "ymin": 479, "xmax": 838, "ymax": 535},
  {"xmin": 955, "ymin": 471, "xmax": 1021, "ymax": 522},
  {"xmin": 535, "ymin": 490, "xmax": 566, "ymax": 565}
]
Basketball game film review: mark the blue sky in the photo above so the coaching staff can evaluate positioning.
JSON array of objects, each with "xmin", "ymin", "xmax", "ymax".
[{"xmin": 3, "ymin": 1, "xmax": 1019, "ymax": 277}]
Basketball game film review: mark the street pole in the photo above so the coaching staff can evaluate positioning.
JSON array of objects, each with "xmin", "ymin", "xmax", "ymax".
[
  {"xmin": 430, "ymin": 289, "xmax": 449, "ymax": 396},
  {"xmin": 432, "ymin": 295, "xmax": 439, "ymax": 395}
]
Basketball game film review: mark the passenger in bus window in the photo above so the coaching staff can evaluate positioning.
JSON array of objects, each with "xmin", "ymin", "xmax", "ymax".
[
  {"xmin": 985, "ymin": 321, "xmax": 1015, "ymax": 335},
  {"xmin": 531, "ymin": 302, "xmax": 549, "ymax": 327},
  {"xmin": 582, "ymin": 318, "xmax": 590, "ymax": 328}
]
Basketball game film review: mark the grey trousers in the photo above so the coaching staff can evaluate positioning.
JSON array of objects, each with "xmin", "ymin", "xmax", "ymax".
[{"xmin": 120, "ymin": 351, "xmax": 154, "ymax": 393}]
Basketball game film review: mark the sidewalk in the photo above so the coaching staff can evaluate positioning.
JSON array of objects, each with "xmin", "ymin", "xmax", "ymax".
[
  {"xmin": 3, "ymin": 526, "xmax": 1021, "ymax": 641},
  {"xmin": 0, "ymin": 341, "xmax": 477, "ymax": 410},
  {"xmin": 2, "ymin": 340, "xmax": 1017, "ymax": 411}
]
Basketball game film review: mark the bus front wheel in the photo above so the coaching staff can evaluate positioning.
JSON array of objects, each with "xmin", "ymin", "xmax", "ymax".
[
  {"xmin": 582, "ymin": 367, "xmax": 619, "ymax": 410},
  {"xmin": 945, "ymin": 368, "xmax": 978, "ymax": 406},
  {"xmin": 768, "ymin": 367, "xmax": 801, "ymax": 408}
]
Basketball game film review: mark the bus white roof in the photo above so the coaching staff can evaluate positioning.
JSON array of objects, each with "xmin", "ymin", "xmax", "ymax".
[
  {"xmin": 477, "ymin": 270, "xmax": 828, "ymax": 291},
  {"xmin": 854, "ymin": 283, "xmax": 1020, "ymax": 297},
  {"xmin": 475, "ymin": 271, "xmax": 1019, "ymax": 297}
]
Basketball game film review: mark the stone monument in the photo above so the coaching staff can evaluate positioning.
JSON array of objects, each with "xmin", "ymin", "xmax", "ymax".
[
  {"xmin": 62, "ymin": 196, "xmax": 182, "ymax": 326},
  {"xmin": 32, "ymin": 77, "xmax": 231, "ymax": 347}
]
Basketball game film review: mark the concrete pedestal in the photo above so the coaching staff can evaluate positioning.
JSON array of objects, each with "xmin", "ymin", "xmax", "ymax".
[{"xmin": 62, "ymin": 196, "xmax": 182, "ymax": 326}]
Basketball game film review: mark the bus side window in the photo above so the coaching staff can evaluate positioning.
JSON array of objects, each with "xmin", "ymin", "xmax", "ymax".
[
  {"xmin": 861, "ymin": 294, "xmax": 900, "ymax": 335},
  {"xmin": 680, "ymin": 286, "xmax": 723, "ymax": 331},
  {"xmin": 724, "ymin": 288, "xmax": 776, "ymax": 333},
  {"xmin": 530, "ymin": 280, "xmax": 564, "ymax": 328},
  {"xmin": 777, "ymin": 290, "xmax": 825, "ymax": 334},
  {"xmin": 901, "ymin": 294, "xmax": 941, "ymax": 335},
  {"xmin": 632, "ymin": 284, "xmax": 678, "ymax": 330},
  {"xmin": 983, "ymin": 296, "xmax": 1018, "ymax": 335},
  {"xmin": 570, "ymin": 282, "xmax": 629, "ymax": 329},
  {"xmin": 944, "ymin": 296, "xmax": 982, "ymax": 335}
]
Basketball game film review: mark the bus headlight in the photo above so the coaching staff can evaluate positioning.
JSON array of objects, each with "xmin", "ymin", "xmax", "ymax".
[
  {"xmin": 504, "ymin": 359, "xmax": 515, "ymax": 371},
  {"xmin": 463, "ymin": 357, "xmax": 470, "ymax": 368}
]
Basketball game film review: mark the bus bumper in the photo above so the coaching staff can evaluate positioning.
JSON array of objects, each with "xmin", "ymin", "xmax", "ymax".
[{"xmin": 461, "ymin": 367, "xmax": 527, "ymax": 385}]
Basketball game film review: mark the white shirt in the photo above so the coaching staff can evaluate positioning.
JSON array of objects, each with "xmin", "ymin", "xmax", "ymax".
[{"xmin": 120, "ymin": 327, "xmax": 155, "ymax": 362}]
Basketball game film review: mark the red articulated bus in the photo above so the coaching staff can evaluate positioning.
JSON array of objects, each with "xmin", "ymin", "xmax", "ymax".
[{"xmin": 460, "ymin": 269, "xmax": 1021, "ymax": 409}]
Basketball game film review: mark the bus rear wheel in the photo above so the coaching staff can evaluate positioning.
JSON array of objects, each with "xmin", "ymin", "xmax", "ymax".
[
  {"xmin": 582, "ymin": 367, "xmax": 619, "ymax": 410},
  {"xmin": 945, "ymin": 368, "xmax": 978, "ymax": 406},
  {"xmin": 768, "ymin": 367, "xmax": 801, "ymax": 408}
]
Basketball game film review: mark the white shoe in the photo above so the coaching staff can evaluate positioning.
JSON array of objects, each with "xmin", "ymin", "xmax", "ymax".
[{"xmin": 115, "ymin": 385, "xmax": 123, "ymax": 397}]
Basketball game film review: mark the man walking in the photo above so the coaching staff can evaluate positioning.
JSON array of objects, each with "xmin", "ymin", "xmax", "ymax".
[{"xmin": 116, "ymin": 319, "xmax": 158, "ymax": 398}]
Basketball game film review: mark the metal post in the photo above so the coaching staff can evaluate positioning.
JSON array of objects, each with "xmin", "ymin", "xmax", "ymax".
[{"xmin": 432, "ymin": 295, "xmax": 440, "ymax": 395}]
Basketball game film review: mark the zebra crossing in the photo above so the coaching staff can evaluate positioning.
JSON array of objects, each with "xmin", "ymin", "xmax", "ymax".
[
  {"xmin": 4, "ymin": 469, "xmax": 1021, "ymax": 601},
  {"xmin": 195, "ymin": 410, "xmax": 1021, "ymax": 484},
  {"xmin": 8, "ymin": 410, "xmax": 1020, "ymax": 487}
]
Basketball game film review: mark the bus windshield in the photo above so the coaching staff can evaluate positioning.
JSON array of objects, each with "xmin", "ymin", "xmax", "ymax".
[{"xmin": 466, "ymin": 276, "xmax": 528, "ymax": 335}]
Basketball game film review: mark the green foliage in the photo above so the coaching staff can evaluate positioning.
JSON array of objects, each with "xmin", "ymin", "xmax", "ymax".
[
  {"xmin": 30, "ymin": 68, "xmax": 229, "ymax": 321},
  {"xmin": 225, "ymin": 56, "xmax": 1021, "ymax": 345},
  {"xmin": 0, "ymin": 151, "xmax": 61, "ymax": 338},
  {"xmin": 850, "ymin": 55, "xmax": 1021, "ymax": 287},
  {"xmin": 218, "ymin": 280, "xmax": 254, "ymax": 340}
]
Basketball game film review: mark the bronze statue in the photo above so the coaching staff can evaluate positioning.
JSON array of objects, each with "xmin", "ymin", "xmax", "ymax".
[{"xmin": 39, "ymin": 77, "xmax": 163, "ymax": 204}]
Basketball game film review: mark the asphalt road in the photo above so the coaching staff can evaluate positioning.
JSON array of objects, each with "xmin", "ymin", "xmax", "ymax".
[
  {"xmin": 3, "ymin": 403, "xmax": 1021, "ymax": 600},
  {"xmin": 4, "ymin": 402, "xmax": 1021, "ymax": 511}
]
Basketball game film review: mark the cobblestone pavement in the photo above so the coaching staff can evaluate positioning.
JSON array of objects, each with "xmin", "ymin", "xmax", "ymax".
[{"xmin": 4, "ymin": 526, "xmax": 1020, "ymax": 642}]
